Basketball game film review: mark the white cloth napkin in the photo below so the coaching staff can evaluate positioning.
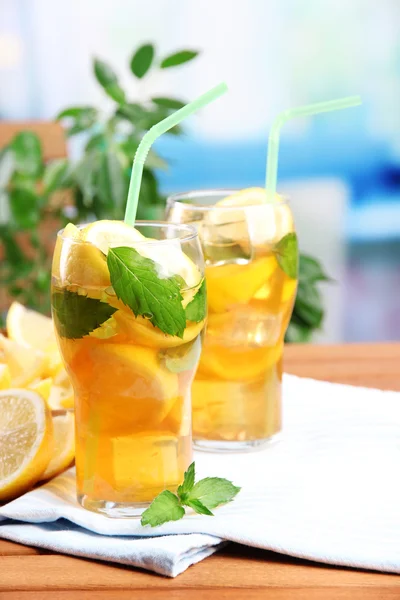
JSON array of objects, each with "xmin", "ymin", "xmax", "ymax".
[{"xmin": 1, "ymin": 374, "xmax": 400, "ymax": 577}]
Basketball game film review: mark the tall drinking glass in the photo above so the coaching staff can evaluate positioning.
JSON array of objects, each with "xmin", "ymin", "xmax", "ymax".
[
  {"xmin": 51, "ymin": 221, "xmax": 205, "ymax": 516},
  {"xmin": 167, "ymin": 190, "xmax": 298, "ymax": 451}
]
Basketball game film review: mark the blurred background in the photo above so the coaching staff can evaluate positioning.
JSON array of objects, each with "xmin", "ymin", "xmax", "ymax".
[{"xmin": 1, "ymin": 0, "xmax": 400, "ymax": 343}]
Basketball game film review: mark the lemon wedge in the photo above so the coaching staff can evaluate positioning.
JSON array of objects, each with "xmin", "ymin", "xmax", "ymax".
[
  {"xmin": 0, "ymin": 364, "xmax": 11, "ymax": 390},
  {"xmin": 82, "ymin": 220, "xmax": 201, "ymax": 289},
  {"xmin": 0, "ymin": 389, "xmax": 53, "ymax": 501},
  {"xmin": 208, "ymin": 187, "xmax": 294, "ymax": 245},
  {"xmin": 41, "ymin": 412, "xmax": 75, "ymax": 480},
  {"xmin": 0, "ymin": 334, "xmax": 48, "ymax": 387},
  {"xmin": 87, "ymin": 344, "xmax": 178, "ymax": 432},
  {"xmin": 29, "ymin": 377, "xmax": 53, "ymax": 402},
  {"xmin": 7, "ymin": 302, "xmax": 56, "ymax": 351},
  {"xmin": 81, "ymin": 219, "xmax": 146, "ymax": 253},
  {"xmin": 54, "ymin": 222, "xmax": 110, "ymax": 289},
  {"xmin": 113, "ymin": 310, "xmax": 204, "ymax": 349},
  {"xmin": 48, "ymin": 368, "xmax": 74, "ymax": 410}
]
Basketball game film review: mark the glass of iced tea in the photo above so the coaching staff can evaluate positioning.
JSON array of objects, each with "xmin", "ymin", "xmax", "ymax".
[
  {"xmin": 51, "ymin": 220, "xmax": 206, "ymax": 516},
  {"xmin": 167, "ymin": 189, "xmax": 298, "ymax": 451}
]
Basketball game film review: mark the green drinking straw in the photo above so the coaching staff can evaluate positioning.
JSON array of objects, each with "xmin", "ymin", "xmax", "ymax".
[
  {"xmin": 124, "ymin": 82, "xmax": 228, "ymax": 226},
  {"xmin": 265, "ymin": 95, "xmax": 362, "ymax": 201}
]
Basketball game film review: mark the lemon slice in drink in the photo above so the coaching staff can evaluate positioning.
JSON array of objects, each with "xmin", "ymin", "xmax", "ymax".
[
  {"xmin": 113, "ymin": 311, "xmax": 204, "ymax": 349},
  {"xmin": 41, "ymin": 412, "xmax": 75, "ymax": 480},
  {"xmin": 55, "ymin": 222, "xmax": 110, "ymax": 289},
  {"xmin": 7, "ymin": 302, "xmax": 56, "ymax": 351},
  {"xmin": 81, "ymin": 219, "xmax": 146, "ymax": 253},
  {"xmin": 82, "ymin": 220, "xmax": 201, "ymax": 288},
  {"xmin": 0, "ymin": 364, "xmax": 11, "ymax": 390},
  {"xmin": 210, "ymin": 187, "xmax": 294, "ymax": 245},
  {"xmin": 0, "ymin": 334, "xmax": 48, "ymax": 387},
  {"xmin": 0, "ymin": 389, "xmax": 53, "ymax": 501},
  {"xmin": 88, "ymin": 344, "xmax": 178, "ymax": 431}
]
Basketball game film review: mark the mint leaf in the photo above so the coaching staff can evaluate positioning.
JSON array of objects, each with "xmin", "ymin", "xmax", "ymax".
[
  {"xmin": 107, "ymin": 247, "xmax": 186, "ymax": 337},
  {"xmin": 185, "ymin": 280, "xmax": 207, "ymax": 323},
  {"xmin": 186, "ymin": 499, "xmax": 214, "ymax": 516},
  {"xmin": 188, "ymin": 477, "xmax": 241, "ymax": 510},
  {"xmin": 140, "ymin": 490, "xmax": 184, "ymax": 527},
  {"xmin": 52, "ymin": 290, "xmax": 117, "ymax": 339},
  {"xmin": 140, "ymin": 462, "xmax": 240, "ymax": 528},
  {"xmin": 177, "ymin": 462, "xmax": 195, "ymax": 503},
  {"xmin": 274, "ymin": 232, "xmax": 298, "ymax": 279}
]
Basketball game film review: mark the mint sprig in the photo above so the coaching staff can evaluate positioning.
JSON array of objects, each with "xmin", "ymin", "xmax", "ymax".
[
  {"xmin": 52, "ymin": 290, "xmax": 117, "ymax": 339},
  {"xmin": 185, "ymin": 279, "xmax": 207, "ymax": 323},
  {"xmin": 274, "ymin": 232, "xmax": 298, "ymax": 279},
  {"xmin": 141, "ymin": 462, "xmax": 240, "ymax": 527},
  {"xmin": 107, "ymin": 246, "xmax": 186, "ymax": 337}
]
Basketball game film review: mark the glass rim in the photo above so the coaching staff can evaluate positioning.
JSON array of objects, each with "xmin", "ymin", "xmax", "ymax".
[
  {"xmin": 167, "ymin": 189, "xmax": 290, "ymax": 211},
  {"xmin": 57, "ymin": 220, "xmax": 199, "ymax": 245}
]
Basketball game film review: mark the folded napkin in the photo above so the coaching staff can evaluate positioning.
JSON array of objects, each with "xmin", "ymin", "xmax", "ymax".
[{"xmin": 1, "ymin": 374, "xmax": 400, "ymax": 577}]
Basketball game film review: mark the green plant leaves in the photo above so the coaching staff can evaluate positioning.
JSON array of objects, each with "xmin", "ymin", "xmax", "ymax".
[
  {"xmin": 43, "ymin": 159, "xmax": 69, "ymax": 194},
  {"xmin": 161, "ymin": 50, "xmax": 199, "ymax": 68},
  {"xmin": 107, "ymin": 246, "xmax": 187, "ymax": 337},
  {"xmin": 95, "ymin": 150, "xmax": 127, "ymax": 218},
  {"xmin": 152, "ymin": 97, "xmax": 186, "ymax": 110},
  {"xmin": 285, "ymin": 254, "xmax": 330, "ymax": 343},
  {"xmin": 274, "ymin": 232, "xmax": 298, "ymax": 279},
  {"xmin": 57, "ymin": 106, "xmax": 98, "ymax": 137},
  {"xmin": 11, "ymin": 132, "xmax": 43, "ymax": 178},
  {"xmin": 9, "ymin": 188, "xmax": 40, "ymax": 229},
  {"xmin": 299, "ymin": 254, "xmax": 331, "ymax": 283},
  {"xmin": 93, "ymin": 58, "xmax": 126, "ymax": 104},
  {"xmin": 130, "ymin": 43, "xmax": 154, "ymax": 78},
  {"xmin": 52, "ymin": 290, "xmax": 117, "ymax": 339}
]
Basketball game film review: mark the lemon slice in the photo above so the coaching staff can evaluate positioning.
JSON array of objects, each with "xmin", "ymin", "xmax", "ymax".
[
  {"xmin": 48, "ymin": 368, "xmax": 74, "ymax": 410},
  {"xmin": 81, "ymin": 220, "xmax": 146, "ymax": 253},
  {"xmin": 55, "ymin": 222, "xmax": 110, "ymax": 289},
  {"xmin": 7, "ymin": 302, "xmax": 56, "ymax": 351},
  {"xmin": 41, "ymin": 412, "xmax": 75, "ymax": 480},
  {"xmin": 82, "ymin": 220, "xmax": 201, "ymax": 289},
  {"xmin": 113, "ymin": 310, "xmax": 204, "ymax": 349},
  {"xmin": 209, "ymin": 187, "xmax": 294, "ymax": 245},
  {"xmin": 0, "ymin": 364, "xmax": 11, "ymax": 390},
  {"xmin": 29, "ymin": 377, "xmax": 53, "ymax": 402},
  {"xmin": 43, "ymin": 340, "xmax": 64, "ymax": 378},
  {"xmin": 0, "ymin": 389, "xmax": 53, "ymax": 501},
  {"xmin": 0, "ymin": 334, "xmax": 48, "ymax": 387},
  {"xmin": 206, "ymin": 255, "xmax": 277, "ymax": 313},
  {"xmin": 88, "ymin": 344, "xmax": 178, "ymax": 430}
]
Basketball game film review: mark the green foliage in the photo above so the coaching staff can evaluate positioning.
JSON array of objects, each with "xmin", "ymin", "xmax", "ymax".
[
  {"xmin": 0, "ymin": 43, "xmax": 199, "ymax": 318},
  {"xmin": 285, "ymin": 254, "xmax": 331, "ymax": 343},
  {"xmin": 0, "ymin": 41, "xmax": 329, "ymax": 342}
]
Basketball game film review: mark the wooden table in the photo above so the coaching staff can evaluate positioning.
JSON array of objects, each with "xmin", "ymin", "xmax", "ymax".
[{"xmin": 1, "ymin": 343, "xmax": 400, "ymax": 599}]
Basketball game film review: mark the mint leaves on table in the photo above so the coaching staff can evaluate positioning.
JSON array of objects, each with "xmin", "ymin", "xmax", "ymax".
[
  {"xmin": 52, "ymin": 290, "xmax": 117, "ymax": 339},
  {"xmin": 185, "ymin": 279, "xmax": 207, "ymax": 323},
  {"xmin": 107, "ymin": 246, "xmax": 186, "ymax": 337},
  {"xmin": 274, "ymin": 232, "xmax": 298, "ymax": 279},
  {"xmin": 141, "ymin": 462, "xmax": 240, "ymax": 527}
]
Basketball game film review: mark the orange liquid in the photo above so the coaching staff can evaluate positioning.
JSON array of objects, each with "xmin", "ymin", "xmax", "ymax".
[
  {"xmin": 54, "ymin": 293, "xmax": 200, "ymax": 508},
  {"xmin": 192, "ymin": 250, "xmax": 297, "ymax": 443}
]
